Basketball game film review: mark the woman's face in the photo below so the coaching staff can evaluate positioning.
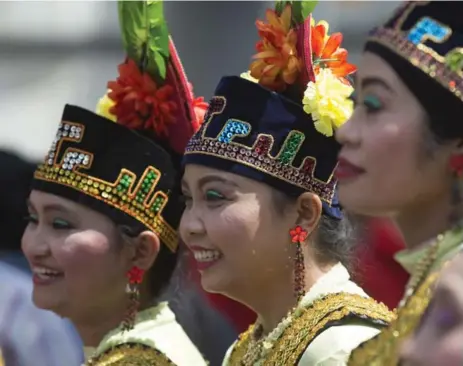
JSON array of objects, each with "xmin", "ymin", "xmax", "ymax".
[
  {"xmin": 335, "ymin": 52, "xmax": 455, "ymax": 217},
  {"xmin": 179, "ymin": 164, "xmax": 296, "ymax": 297},
  {"xmin": 401, "ymin": 254, "xmax": 463, "ymax": 366},
  {"xmin": 22, "ymin": 190, "xmax": 131, "ymax": 320}
]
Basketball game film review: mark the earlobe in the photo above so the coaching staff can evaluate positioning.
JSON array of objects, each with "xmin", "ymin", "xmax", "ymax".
[
  {"xmin": 132, "ymin": 231, "xmax": 161, "ymax": 271},
  {"xmin": 296, "ymin": 192, "xmax": 322, "ymax": 234}
]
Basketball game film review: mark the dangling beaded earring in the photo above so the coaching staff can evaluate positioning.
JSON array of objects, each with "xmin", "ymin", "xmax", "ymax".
[
  {"xmin": 289, "ymin": 225, "xmax": 308, "ymax": 302},
  {"xmin": 449, "ymin": 155, "xmax": 463, "ymax": 226},
  {"xmin": 122, "ymin": 266, "xmax": 145, "ymax": 331}
]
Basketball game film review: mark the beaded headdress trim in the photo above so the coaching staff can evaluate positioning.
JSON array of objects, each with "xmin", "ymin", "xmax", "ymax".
[
  {"xmin": 368, "ymin": 2, "xmax": 463, "ymax": 102},
  {"xmin": 34, "ymin": 120, "xmax": 178, "ymax": 252},
  {"xmin": 184, "ymin": 96, "xmax": 337, "ymax": 205}
]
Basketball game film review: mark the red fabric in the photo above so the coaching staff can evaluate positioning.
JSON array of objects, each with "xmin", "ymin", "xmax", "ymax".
[{"xmin": 355, "ymin": 218, "xmax": 410, "ymax": 309}]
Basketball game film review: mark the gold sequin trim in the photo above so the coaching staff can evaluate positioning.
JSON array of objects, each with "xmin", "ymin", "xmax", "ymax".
[
  {"xmin": 185, "ymin": 97, "xmax": 337, "ymax": 205},
  {"xmin": 34, "ymin": 120, "xmax": 178, "ymax": 252},
  {"xmin": 228, "ymin": 293, "xmax": 394, "ymax": 366},
  {"xmin": 86, "ymin": 343, "xmax": 176, "ymax": 366},
  {"xmin": 347, "ymin": 271, "xmax": 439, "ymax": 366},
  {"xmin": 368, "ymin": 26, "xmax": 463, "ymax": 102}
]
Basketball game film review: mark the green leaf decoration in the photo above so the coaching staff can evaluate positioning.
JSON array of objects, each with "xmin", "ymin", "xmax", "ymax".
[
  {"xmin": 445, "ymin": 49, "xmax": 463, "ymax": 74},
  {"xmin": 275, "ymin": 0, "xmax": 291, "ymax": 15},
  {"xmin": 118, "ymin": 0, "xmax": 170, "ymax": 84},
  {"xmin": 291, "ymin": 1, "xmax": 318, "ymax": 25}
]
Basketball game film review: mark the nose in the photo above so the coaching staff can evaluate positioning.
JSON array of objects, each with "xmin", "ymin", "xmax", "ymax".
[
  {"xmin": 335, "ymin": 114, "xmax": 359, "ymax": 147},
  {"xmin": 21, "ymin": 224, "xmax": 51, "ymax": 260},
  {"xmin": 179, "ymin": 204, "xmax": 206, "ymax": 244}
]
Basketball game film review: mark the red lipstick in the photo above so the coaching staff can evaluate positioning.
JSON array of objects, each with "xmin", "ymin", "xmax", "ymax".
[{"xmin": 335, "ymin": 157, "xmax": 365, "ymax": 181}]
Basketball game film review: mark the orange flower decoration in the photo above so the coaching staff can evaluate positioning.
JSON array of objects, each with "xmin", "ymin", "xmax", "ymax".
[
  {"xmin": 192, "ymin": 96, "xmax": 208, "ymax": 126},
  {"xmin": 311, "ymin": 21, "xmax": 357, "ymax": 81},
  {"xmin": 108, "ymin": 59, "xmax": 177, "ymax": 137},
  {"xmin": 187, "ymin": 82, "xmax": 209, "ymax": 128},
  {"xmin": 250, "ymin": 5, "xmax": 302, "ymax": 91}
]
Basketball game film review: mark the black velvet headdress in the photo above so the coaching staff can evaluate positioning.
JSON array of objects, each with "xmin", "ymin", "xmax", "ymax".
[
  {"xmin": 32, "ymin": 2, "xmax": 207, "ymax": 252},
  {"xmin": 366, "ymin": 1, "xmax": 463, "ymax": 139},
  {"xmin": 184, "ymin": 2, "xmax": 357, "ymax": 219}
]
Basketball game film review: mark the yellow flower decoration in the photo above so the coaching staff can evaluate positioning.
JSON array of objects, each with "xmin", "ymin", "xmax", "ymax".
[
  {"xmin": 240, "ymin": 70, "xmax": 259, "ymax": 84},
  {"xmin": 302, "ymin": 68, "xmax": 354, "ymax": 137},
  {"xmin": 95, "ymin": 91, "xmax": 117, "ymax": 122}
]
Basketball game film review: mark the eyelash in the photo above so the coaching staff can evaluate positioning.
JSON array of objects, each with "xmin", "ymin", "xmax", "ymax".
[
  {"xmin": 180, "ymin": 190, "xmax": 227, "ymax": 208},
  {"xmin": 204, "ymin": 189, "xmax": 225, "ymax": 202},
  {"xmin": 25, "ymin": 214, "xmax": 73, "ymax": 230},
  {"xmin": 349, "ymin": 91, "xmax": 383, "ymax": 114}
]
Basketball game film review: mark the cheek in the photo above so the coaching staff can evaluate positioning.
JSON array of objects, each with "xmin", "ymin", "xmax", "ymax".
[
  {"xmin": 205, "ymin": 202, "xmax": 261, "ymax": 255},
  {"xmin": 53, "ymin": 230, "xmax": 122, "ymax": 281},
  {"xmin": 346, "ymin": 121, "xmax": 423, "ymax": 214}
]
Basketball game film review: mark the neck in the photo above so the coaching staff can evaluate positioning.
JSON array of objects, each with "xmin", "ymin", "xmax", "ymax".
[
  {"xmin": 237, "ymin": 255, "xmax": 330, "ymax": 335},
  {"xmin": 395, "ymin": 191, "xmax": 453, "ymax": 250},
  {"xmin": 73, "ymin": 297, "xmax": 153, "ymax": 347},
  {"xmin": 73, "ymin": 303, "xmax": 127, "ymax": 347}
]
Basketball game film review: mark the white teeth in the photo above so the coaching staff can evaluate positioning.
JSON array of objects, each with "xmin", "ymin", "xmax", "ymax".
[
  {"xmin": 33, "ymin": 267, "xmax": 62, "ymax": 277},
  {"xmin": 193, "ymin": 250, "xmax": 221, "ymax": 262}
]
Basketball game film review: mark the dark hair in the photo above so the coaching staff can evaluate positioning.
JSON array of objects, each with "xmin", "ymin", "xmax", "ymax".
[
  {"xmin": 120, "ymin": 223, "xmax": 179, "ymax": 300},
  {"xmin": 272, "ymin": 190, "xmax": 357, "ymax": 272}
]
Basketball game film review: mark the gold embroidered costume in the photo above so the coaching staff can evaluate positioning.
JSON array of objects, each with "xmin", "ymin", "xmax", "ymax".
[
  {"xmin": 348, "ymin": 229, "xmax": 463, "ymax": 365},
  {"xmin": 223, "ymin": 264, "xmax": 394, "ymax": 366},
  {"xmin": 85, "ymin": 303, "xmax": 206, "ymax": 366}
]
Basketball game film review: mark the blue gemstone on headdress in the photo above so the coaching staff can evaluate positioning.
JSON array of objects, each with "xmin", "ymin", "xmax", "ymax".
[
  {"xmin": 407, "ymin": 16, "xmax": 451, "ymax": 45},
  {"xmin": 217, "ymin": 119, "xmax": 251, "ymax": 143}
]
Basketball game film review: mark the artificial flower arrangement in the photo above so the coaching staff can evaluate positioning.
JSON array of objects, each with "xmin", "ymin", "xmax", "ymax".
[
  {"xmin": 95, "ymin": 1, "xmax": 208, "ymax": 143},
  {"xmin": 241, "ymin": 0, "xmax": 356, "ymax": 137}
]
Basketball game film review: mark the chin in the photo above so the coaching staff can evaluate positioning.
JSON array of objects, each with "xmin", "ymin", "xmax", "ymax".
[
  {"xmin": 199, "ymin": 267, "xmax": 234, "ymax": 295},
  {"xmin": 32, "ymin": 287, "xmax": 67, "ymax": 316}
]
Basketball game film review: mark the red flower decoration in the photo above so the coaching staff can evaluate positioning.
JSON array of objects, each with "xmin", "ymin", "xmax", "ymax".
[
  {"xmin": 192, "ymin": 96, "xmax": 209, "ymax": 126},
  {"xmin": 450, "ymin": 155, "xmax": 463, "ymax": 176},
  {"xmin": 107, "ymin": 59, "xmax": 178, "ymax": 137},
  {"xmin": 311, "ymin": 21, "xmax": 357, "ymax": 82},
  {"xmin": 127, "ymin": 266, "xmax": 145, "ymax": 284},
  {"xmin": 289, "ymin": 225, "xmax": 308, "ymax": 243}
]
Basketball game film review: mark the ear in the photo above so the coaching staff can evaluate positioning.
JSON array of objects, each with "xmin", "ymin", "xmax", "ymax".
[
  {"xmin": 130, "ymin": 231, "xmax": 161, "ymax": 271},
  {"xmin": 296, "ymin": 192, "xmax": 322, "ymax": 235}
]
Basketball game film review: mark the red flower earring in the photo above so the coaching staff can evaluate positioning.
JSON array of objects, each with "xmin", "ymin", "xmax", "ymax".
[
  {"xmin": 127, "ymin": 266, "xmax": 145, "ymax": 285},
  {"xmin": 290, "ymin": 225, "xmax": 308, "ymax": 243},
  {"xmin": 122, "ymin": 266, "xmax": 145, "ymax": 331},
  {"xmin": 289, "ymin": 225, "xmax": 308, "ymax": 302}
]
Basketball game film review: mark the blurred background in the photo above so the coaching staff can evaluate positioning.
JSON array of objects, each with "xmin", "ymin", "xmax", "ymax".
[
  {"xmin": 0, "ymin": 1, "xmax": 400, "ymax": 160},
  {"xmin": 0, "ymin": 3, "xmax": 408, "ymax": 365}
]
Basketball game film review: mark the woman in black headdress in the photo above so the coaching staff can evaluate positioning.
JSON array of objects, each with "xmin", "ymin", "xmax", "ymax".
[
  {"xmin": 180, "ymin": 2, "xmax": 393, "ymax": 365},
  {"xmin": 21, "ymin": 1, "xmax": 207, "ymax": 365},
  {"xmin": 334, "ymin": 1, "xmax": 463, "ymax": 364}
]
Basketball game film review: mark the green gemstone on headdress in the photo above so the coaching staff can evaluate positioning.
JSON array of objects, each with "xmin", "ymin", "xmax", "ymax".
[{"xmin": 277, "ymin": 131, "xmax": 305, "ymax": 165}]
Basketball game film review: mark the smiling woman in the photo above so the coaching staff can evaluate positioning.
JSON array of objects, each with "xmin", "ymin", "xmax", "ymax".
[
  {"xmin": 179, "ymin": 2, "xmax": 394, "ymax": 365},
  {"xmin": 20, "ymin": 1, "xmax": 207, "ymax": 365}
]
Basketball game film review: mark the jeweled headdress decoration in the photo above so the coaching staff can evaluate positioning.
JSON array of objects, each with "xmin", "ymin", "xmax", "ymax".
[
  {"xmin": 184, "ymin": 1, "xmax": 356, "ymax": 218},
  {"xmin": 33, "ymin": 1, "xmax": 207, "ymax": 252},
  {"xmin": 366, "ymin": 1, "xmax": 463, "ymax": 103}
]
